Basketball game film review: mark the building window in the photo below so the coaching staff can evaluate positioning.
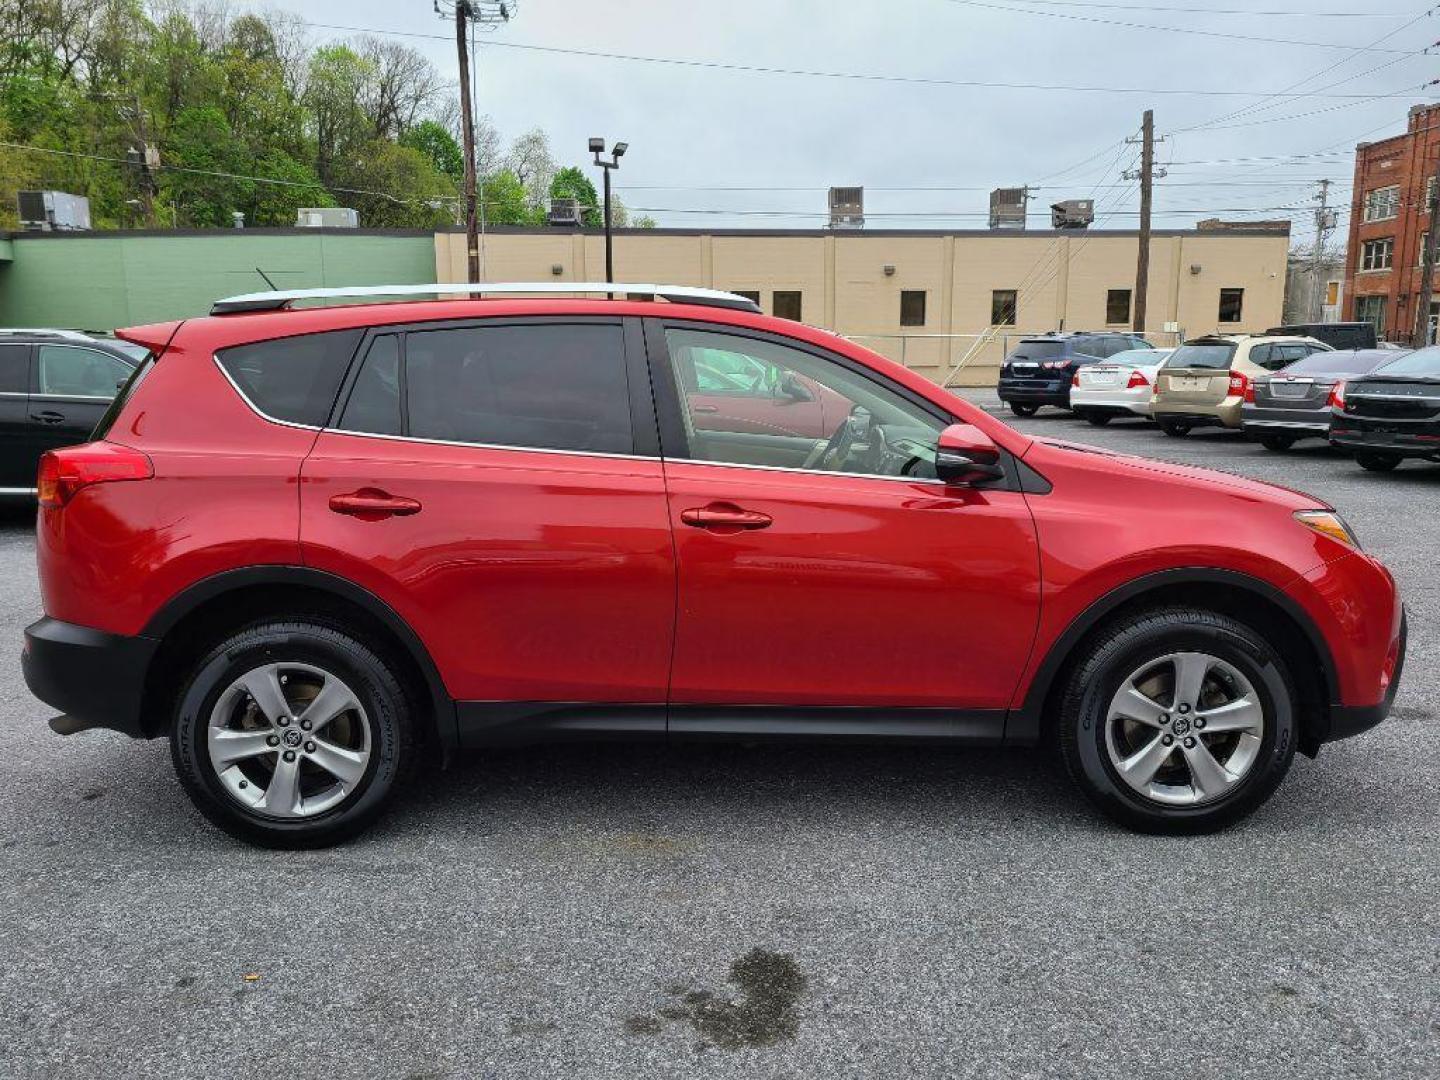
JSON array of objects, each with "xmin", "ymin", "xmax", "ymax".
[
  {"xmin": 733, "ymin": 290, "xmax": 761, "ymax": 306},
  {"xmin": 773, "ymin": 291, "xmax": 802, "ymax": 321},
  {"xmin": 1324, "ymin": 281, "xmax": 1340, "ymax": 307},
  {"xmin": 991, "ymin": 289, "xmax": 1017, "ymax": 326},
  {"xmin": 1218, "ymin": 288, "xmax": 1245, "ymax": 323},
  {"xmin": 1363, "ymin": 185, "xmax": 1400, "ymax": 222},
  {"xmin": 899, "ymin": 290, "xmax": 927, "ymax": 327},
  {"xmin": 1354, "ymin": 295, "xmax": 1386, "ymax": 336},
  {"xmin": 1105, "ymin": 289, "xmax": 1131, "ymax": 325},
  {"xmin": 1360, "ymin": 237, "xmax": 1394, "ymax": 271},
  {"xmin": 1419, "ymin": 235, "xmax": 1436, "ymax": 267},
  {"xmin": 1427, "ymin": 176, "xmax": 1437, "ymax": 209}
]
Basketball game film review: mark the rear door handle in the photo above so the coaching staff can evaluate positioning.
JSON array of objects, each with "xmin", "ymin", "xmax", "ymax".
[
  {"xmin": 31, "ymin": 411, "xmax": 65, "ymax": 425},
  {"xmin": 679, "ymin": 503, "xmax": 773, "ymax": 531},
  {"xmin": 328, "ymin": 489, "xmax": 422, "ymax": 519},
  {"xmin": 692, "ymin": 405, "xmax": 719, "ymax": 414}
]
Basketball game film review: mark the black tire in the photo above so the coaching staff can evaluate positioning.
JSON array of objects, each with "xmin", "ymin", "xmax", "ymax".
[
  {"xmin": 1158, "ymin": 420, "xmax": 1191, "ymax": 437},
  {"xmin": 1259, "ymin": 434, "xmax": 1295, "ymax": 451},
  {"xmin": 170, "ymin": 619, "xmax": 418, "ymax": 848},
  {"xmin": 1009, "ymin": 401, "xmax": 1040, "ymax": 417},
  {"xmin": 1057, "ymin": 607, "xmax": 1297, "ymax": 834},
  {"xmin": 1084, "ymin": 412, "xmax": 1113, "ymax": 427},
  {"xmin": 1356, "ymin": 451, "xmax": 1401, "ymax": 473}
]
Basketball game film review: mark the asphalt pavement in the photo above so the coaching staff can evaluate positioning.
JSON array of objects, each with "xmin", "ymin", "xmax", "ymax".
[{"xmin": 0, "ymin": 397, "xmax": 1435, "ymax": 1079}]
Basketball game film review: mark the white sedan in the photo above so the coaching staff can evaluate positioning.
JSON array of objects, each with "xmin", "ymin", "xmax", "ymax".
[{"xmin": 1069, "ymin": 347, "xmax": 1173, "ymax": 426}]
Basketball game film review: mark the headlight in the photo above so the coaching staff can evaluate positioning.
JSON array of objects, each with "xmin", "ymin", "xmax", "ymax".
[{"xmin": 1294, "ymin": 510, "xmax": 1361, "ymax": 549}]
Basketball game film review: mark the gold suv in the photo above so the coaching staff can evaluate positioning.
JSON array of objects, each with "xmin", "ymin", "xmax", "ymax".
[{"xmin": 1151, "ymin": 334, "xmax": 1330, "ymax": 436}]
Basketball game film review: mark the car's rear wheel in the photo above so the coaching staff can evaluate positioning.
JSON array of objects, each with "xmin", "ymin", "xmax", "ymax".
[
  {"xmin": 1083, "ymin": 412, "xmax": 1113, "ymax": 427},
  {"xmin": 1259, "ymin": 434, "xmax": 1296, "ymax": 451},
  {"xmin": 1009, "ymin": 402, "xmax": 1040, "ymax": 417},
  {"xmin": 1158, "ymin": 420, "xmax": 1191, "ymax": 437},
  {"xmin": 1058, "ymin": 607, "xmax": 1296, "ymax": 833},
  {"xmin": 1356, "ymin": 451, "xmax": 1402, "ymax": 472},
  {"xmin": 170, "ymin": 620, "xmax": 417, "ymax": 848}
]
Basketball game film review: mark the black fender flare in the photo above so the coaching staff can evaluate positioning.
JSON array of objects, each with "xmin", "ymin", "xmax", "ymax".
[
  {"xmin": 1005, "ymin": 566, "xmax": 1339, "ymax": 744},
  {"xmin": 142, "ymin": 566, "xmax": 457, "ymax": 746}
]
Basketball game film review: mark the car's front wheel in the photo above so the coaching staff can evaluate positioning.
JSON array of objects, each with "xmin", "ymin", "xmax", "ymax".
[
  {"xmin": 1058, "ymin": 607, "xmax": 1296, "ymax": 833},
  {"xmin": 1009, "ymin": 402, "xmax": 1040, "ymax": 417},
  {"xmin": 170, "ymin": 620, "xmax": 417, "ymax": 848}
]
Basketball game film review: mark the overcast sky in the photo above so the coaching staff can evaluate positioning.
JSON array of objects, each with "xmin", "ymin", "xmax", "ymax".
[{"xmin": 274, "ymin": 0, "xmax": 1437, "ymax": 242}]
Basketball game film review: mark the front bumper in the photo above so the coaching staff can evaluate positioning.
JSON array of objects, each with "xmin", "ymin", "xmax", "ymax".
[
  {"xmin": 23, "ymin": 617, "xmax": 158, "ymax": 738},
  {"xmin": 1325, "ymin": 609, "xmax": 1407, "ymax": 743}
]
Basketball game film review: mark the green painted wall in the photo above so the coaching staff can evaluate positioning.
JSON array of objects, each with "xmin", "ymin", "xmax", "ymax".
[{"xmin": 0, "ymin": 230, "xmax": 437, "ymax": 332}]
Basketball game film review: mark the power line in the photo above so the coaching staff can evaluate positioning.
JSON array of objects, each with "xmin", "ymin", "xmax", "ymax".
[
  {"xmin": 946, "ymin": 0, "xmax": 1433, "ymax": 53},
  {"xmin": 956, "ymin": 0, "xmax": 1416, "ymax": 16}
]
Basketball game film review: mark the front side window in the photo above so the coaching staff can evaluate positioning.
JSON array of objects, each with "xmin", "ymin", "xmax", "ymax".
[
  {"xmin": 1218, "ymin": 288, "xmax": 1245, "ymax": 323},
  {"xmin": 1106, "ymin": 289, "xmax": 1131, "ymax": 325},
  {"xmin": 665, "ymin": 328, "xmax": 945, "ymax": 479},
  {"xmin": 1363, "ymin": 185, "xmax": 1400, "ymax": 222},
  {"xmin": 991, "ymin": 290, "xmax": 1018, "ymax": 326},
  {"xmin": 35, "ymin": 345, "xmax": 131, "ymax": 398},
  {"xmin": 404, "ymin": 323, "xmax": 632, "ymax": 455},
  {"xmin": 1361, "ymin": 238, "xmax": 1394, "ymax": 271}
]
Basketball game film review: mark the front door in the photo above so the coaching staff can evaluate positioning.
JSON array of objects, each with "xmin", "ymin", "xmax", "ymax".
[
  {"xmin": 300, "ymin": 318, "xmax": 676, "ymax": 739},
  {"xmin": 651, "ymin": 323, "xmax": 1041, "ymax": 731}
]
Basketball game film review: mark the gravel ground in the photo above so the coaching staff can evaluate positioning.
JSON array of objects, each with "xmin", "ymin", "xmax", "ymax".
[{"xmin": 0, "ymin": 396, "xmax": 1435, "ymax": 1079}]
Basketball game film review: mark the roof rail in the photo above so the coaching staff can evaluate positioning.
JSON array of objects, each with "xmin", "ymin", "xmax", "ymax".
[
  {"xmin": 210, "ymin": 282, "xmax": 762, "ymax": 316},
  {"xmin": 0, "ymin": 327, "xmax": 96, "ymax": 341}
]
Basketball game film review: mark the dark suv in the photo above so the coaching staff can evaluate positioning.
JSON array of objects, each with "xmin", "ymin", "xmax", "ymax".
[
  {"xmin": 996, "ymin": 332, "xmax": 1153, "ymax": 416},
  {"xmin": 0, "ymin": 330, "xmax": 141, "ymax": 492}
]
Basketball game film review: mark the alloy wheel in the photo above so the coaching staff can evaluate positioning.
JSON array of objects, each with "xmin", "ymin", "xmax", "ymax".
[
  {"xmin": 206, "ymin": 662, "xmax": 372, "ymax": 818},
  {"xmin": 1103, "ymin": 651, "xmax": 1264, "ymax": 807}
]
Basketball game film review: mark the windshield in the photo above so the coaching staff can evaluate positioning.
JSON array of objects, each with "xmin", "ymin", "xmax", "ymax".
[
  {"xmin": 1165, "ymin": 342, "xmax": 1237, "ymax": 369},
  {"xmin": 1368, "ymin": 345, "xmax": 1440, "ymax": 378},
  {"xmin": 1282, "ymin": 350, "xmax": 1399, "ymax": 377}
]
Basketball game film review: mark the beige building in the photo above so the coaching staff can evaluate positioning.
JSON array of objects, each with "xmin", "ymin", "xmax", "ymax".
[{"xmin": 435, "ymin": 226, "xmax": 1291, "ymax": 386}]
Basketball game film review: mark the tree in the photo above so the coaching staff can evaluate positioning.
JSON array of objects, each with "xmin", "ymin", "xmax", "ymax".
[
  {"xmin": 548, "ymin": 165, "xmax": 599, "ymax": 226},
  {"xmin": 505, "ymin": 127, "xmax": 555, "ymax": 212},
  {"xmin": 401, "ymin": 119, "xmax": 463, "ymax": 183},
  {"xmin": 331, "ymin": 139, "xmax": 455, "ymax": 229},
  {"xmin": 632, "ymin": 214, "xmax": 658, "ymax": 229},
  {"xmin": 304, "ymin": 44, "xmax": 373, "ymax": 187},
  {"xmin": 356, "ymin": 36, "xmax": 443, "ymax": 140},
  {"xmin": 247, "ymin": 149, "xmax": 332, "ymax": 226},
  {"xmin": 482, "ymin": 168, "xmax": 539, "ymax": 226},
  {"xmin": 157, "ymin": 104, "xmax": 253, "ymax": 227}
]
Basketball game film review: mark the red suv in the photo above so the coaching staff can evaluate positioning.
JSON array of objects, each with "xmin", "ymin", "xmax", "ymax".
[{"xmin": 23, "ymin": 284, "xmax": 1406, "ymax": 847}]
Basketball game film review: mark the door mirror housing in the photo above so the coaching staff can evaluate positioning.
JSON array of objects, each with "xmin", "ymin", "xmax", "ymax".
[
  {"xmin": 776, "ymin": 370, "xmax": 815, "ymax": 403},
  {"xmin": 934, "ymin": 423, "xmax": 1005, "ymax": 486}
]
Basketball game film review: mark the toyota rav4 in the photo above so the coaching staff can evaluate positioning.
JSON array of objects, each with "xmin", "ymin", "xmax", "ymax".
[{"xmin": 22, "ymin": 284, "xmax": 1406, "ymax": 847}]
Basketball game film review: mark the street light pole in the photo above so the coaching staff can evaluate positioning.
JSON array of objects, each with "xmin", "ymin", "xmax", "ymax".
[{"xmin": 589, "ymin": 137, "xmax": 628, "ymax": 286}]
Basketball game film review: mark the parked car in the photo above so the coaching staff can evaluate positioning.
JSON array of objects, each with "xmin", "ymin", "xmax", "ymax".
[
  {"xmin": 23, "ymin": 283, "xmax": 1404, "ymax": 846},
  {"xmin": 1151, "ymin": 334, "xmax": 1330, "ymax": 437},
  {"xmin": 1266, "ymin": 322, "xmax": 1376, "ymax": 351},
  {"xmin": 1070, "ymin": 347, "xmax": 1173, "ymax": 426},
  {"xmin": 1329, "ymin": 344, "xmax": 1440, "ymax": 471},
  {"xmin": 1242, "ymin": 348, "xmax": 1409, "ymax": 450},
  {"xmin": 0, "ymin": 329, "xmax": 141, "ymax": 491},
  {"xmin": 996, "ymin": 332, "xmax": 1153, "ymax": 416}
]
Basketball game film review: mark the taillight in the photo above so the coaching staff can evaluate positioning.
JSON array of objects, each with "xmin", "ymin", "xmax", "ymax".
[
  {"xmin": 1042, "ymin": 360, "xmax": 1069, "ymax": 370},
  {"xmin": 1327, "ymin": 381, "xmax": 1346, "ymax": 408},
  {"xmin": 1228, "ymin": 370, "xmax": 1249, "ymax": 397},
  {"xmin": 1244, "ymin": 380, "xmax": 1257, "ymax": 404},
  {"xmin": 1126, "ymin": 369, "xmax": 1150, "ymax": 390},
  {"xmin": 1071, "ymin": 372, "xmax": 1081, "ymax": 387},
  {"xmin": 37, "ymin": 442, "xmax": 152, "ymax": 508}
]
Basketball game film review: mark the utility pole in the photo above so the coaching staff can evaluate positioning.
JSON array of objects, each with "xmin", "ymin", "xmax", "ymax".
[
  {"xmin": 1310, "ymin": 179, "xmax": 1335, "ymax": 322},
  {"xmin": 1125, "ymin": 111, "xmax": 1163, "ymax": 337},
  {"xmin": 1414, "ymin": 158, "xmax": 1440, "ymax": 347},
  {"xmin": 435, "ymin": 1, "xmax": 513, "ymax": 284}
]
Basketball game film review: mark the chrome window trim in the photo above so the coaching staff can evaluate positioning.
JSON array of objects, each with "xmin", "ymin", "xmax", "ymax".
[
  {"xmin": 211, "ymin": 353, "xmax": 324, "ymax": 432},
  {"xmin": 0, "ymin": 486, "xmax": 37, "ymax": 495},
  {"xmin": 322, "ymin": 425, "xmax": 651, "ymax": 464},
  {"xmin": 0, "ymin": 391, "xmax": 28, "ymax": 399},
  {"xmin": 30, "ymin": 392, "xmax": 115, "ymax": 403},
  {"xmin": 665, "ymin": 456, "xmax": 948, "ymax": 486}
]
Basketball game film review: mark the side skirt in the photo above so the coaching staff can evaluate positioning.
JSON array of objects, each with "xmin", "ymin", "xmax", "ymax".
[{"xmin": 456, "ymin": 702, "xmax": 1009, "ymax": 748}]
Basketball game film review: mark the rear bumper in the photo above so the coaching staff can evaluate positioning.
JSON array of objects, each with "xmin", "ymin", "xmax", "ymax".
[
  {"xmin": 997, "ymin": 380, "xmax": 1070, "ymax": 407},
  {"xmin": 1152, "ymin": 396, "xmax": 1243, "ymax": 428},
  {"xmin": 22, "ymin": 617, "xmax": 157, "ymax": 738},
  {"xmin": 1330, "ymin": 423, "xmax": 1440, "ymax": 459},
  {"xmin": 1241, "ymin": 405, "xmax": 1329, "ymax": 436},
  {"xmin": 1070, "ymin": 387, "xmax": 1152, "ymax": 415}
]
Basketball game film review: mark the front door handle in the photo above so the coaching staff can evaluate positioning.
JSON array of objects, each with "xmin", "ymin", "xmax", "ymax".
[
  {"xmin": 328, "ymin": 489, "xmax": 422, "ymax": 519},
  {"xmin": 680, "ymin": 503, "xmax": 773, "ymax": 531},
  {"xmin": 31, "ymin": 411, "xmax": 65, "ymax": 425}
]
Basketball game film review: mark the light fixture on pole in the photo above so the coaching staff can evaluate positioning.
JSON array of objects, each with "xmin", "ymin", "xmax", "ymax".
[{"xmin": 589, "ymin": 137, "xmax": 627, "ymax": 285}]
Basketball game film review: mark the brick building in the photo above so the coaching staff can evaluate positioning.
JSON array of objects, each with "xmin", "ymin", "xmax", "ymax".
[{"xmin": 1344, "ymin": 103, "xmax": 1440, "ymax": 344}]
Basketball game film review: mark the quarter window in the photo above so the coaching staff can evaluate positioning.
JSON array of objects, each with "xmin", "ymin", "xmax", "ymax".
[
  {"xmin": 900, "ymin": 290, "xmax": 927, "ymax": 327},
  {"xmin": 403, "ymin": 323, "xmax": 632, "ymax": 454},
  {"xmin": 991, "ymin": 289, "xmax": 1018, "ymax": 326},
  {"xmin": 0, "ymin": 344, "xmax": 27, "ymax": 394},
  {"xmin": 1106, "ymin": 289, "xmax": 1132, "ymax": 325},
  {"xmin": 35, "ymin": 345, "xmax": 131, "ymax": 398},
  {"xmin": 1361, "ymin": 237, "xmax": 1394, "ymax": 271},
  {"xmin": 1218, "ymin": 288, "xmax": 1245, "ymax": 323},
  {"xmin": 216, "ymin": 330, "xmax": 362, "ymax": 426},
  {"xmin": 1363, "ymin": 186, "xmax": 1399, "ymax": 222}
]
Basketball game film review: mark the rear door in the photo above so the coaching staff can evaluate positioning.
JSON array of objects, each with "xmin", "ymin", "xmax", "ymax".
[
  {"xmin": 0, "ymin": 343, "xmax": 33, "ymax": 489},
  {"xmin": 300, "ymin": 317, "xmax": 676, "ymax": 738},
  {"xmin": 28, "ymin": 343, "xmax": 133, "ymax": 456}
]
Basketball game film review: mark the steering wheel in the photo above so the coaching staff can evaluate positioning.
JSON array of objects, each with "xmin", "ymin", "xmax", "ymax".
[{"xmin": 801, "ymin": 405, "xmax": 871, "ymax": 471}]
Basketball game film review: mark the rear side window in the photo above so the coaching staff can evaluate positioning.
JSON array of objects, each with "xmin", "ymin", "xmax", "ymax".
[
  {"xmin": 403, "ymin": 323, "xmax": 633, "ymax": 455},
  {"xmin": 339, "ymin": 336, "xmax": 402, "ymax": 436},
  {"xmin": 216, "ymin": 329, "xmax": 362, "ymax": 426},
  {"xmin": 35, "ymin": 345, "xmax": 131, "ymax": 397},
  {"xmin": 0, "ymin": 344, "xmax": 27, "ymax": 393}
]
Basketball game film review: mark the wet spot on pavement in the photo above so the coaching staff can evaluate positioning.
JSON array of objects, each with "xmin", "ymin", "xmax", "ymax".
[{"xmin": 625, "ymin": 948, "xmax": 807, "ymax": 1050}]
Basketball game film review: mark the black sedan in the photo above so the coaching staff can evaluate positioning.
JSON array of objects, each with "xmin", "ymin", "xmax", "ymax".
[
  {"xmin": 1329, "ymin": 345, "xmax": 1440, "ymax": 471},
  {"xmin": 1242, "ymin": 347, "xmax": 1409, "ymax": 450}
]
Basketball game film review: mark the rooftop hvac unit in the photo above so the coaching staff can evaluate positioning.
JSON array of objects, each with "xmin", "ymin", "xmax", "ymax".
[
  {"xmin": 295, "ymin": 207, "xmax": 359, "ymax": 228},
  {"xmin": 548, "ymin": 198, "xmax": 584, "ymax": 226},
  {"xmin": 1050, "ymin": 199, "xmax": 1095, "ymax": 229},
  {"xmin": 18, "ymin": 191, "xmax": 91, "ymax": 232},
  {"xmin": 989, "ymin": 187, "xmax": 1028, "ymax": 230},
  {"xmin": 828, "ymin": 186, "xmax": 864, "ymax": 229}
]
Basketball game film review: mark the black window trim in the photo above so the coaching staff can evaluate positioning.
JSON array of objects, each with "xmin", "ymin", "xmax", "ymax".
[
  {"xmin": 324, "ymin": 314, "xmax": 661, "ymax": 461},
  {"xmin": 30, "ymin": 342, "xmax": 136, "ymax": 403},
  {"xmin": 0, "ymin": 341, "xmax": 33, "ymax": 399}
]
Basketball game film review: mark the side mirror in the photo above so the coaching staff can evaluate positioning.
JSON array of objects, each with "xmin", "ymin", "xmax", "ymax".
[
  {"xmin": 934, "ymin": 423, "xmax": 1005, "ymax": 486},
  {"xmin": 777, "ymin": 370, "xmax": 815, "ymax": 403}
]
